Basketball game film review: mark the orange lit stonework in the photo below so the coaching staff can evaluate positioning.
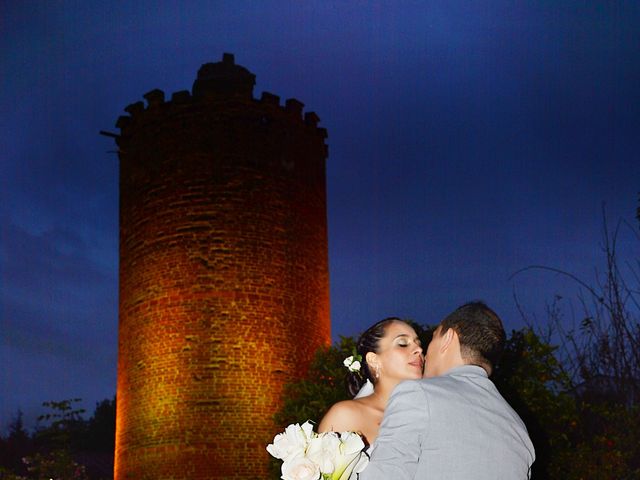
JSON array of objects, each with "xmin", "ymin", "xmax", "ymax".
[{"xmin": 114, "ymin": 54, "xmax": 330, "ymax": 479}]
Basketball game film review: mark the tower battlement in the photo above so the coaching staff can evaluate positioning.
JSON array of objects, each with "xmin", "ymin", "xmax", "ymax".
[
  {"xmin": 119, "ymin": 87, "xmax": 326, "ymax": 125},
  {"xmin": 116, "ymin": 53, "xmax": 327, "ymax": 149},
  {"xmin": 117, "ymin": 87, "xmax": 327, "ymax": 137}
]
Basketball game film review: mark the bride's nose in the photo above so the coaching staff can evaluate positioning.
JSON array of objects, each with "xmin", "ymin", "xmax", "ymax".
[{"xmin": 413, "ymin": 342, "xmax": 423, "ymax": 355}]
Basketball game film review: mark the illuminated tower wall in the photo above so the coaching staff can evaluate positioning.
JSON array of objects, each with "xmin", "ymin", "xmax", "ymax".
[{"xmin": 114, "ymin": 54, "xmax": 330, "ymax": 479}]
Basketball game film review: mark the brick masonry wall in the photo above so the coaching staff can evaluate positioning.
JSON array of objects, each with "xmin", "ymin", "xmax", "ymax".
[{"xmin": 114, "ymin": 57, "xmax": 330, "ymax": 479}]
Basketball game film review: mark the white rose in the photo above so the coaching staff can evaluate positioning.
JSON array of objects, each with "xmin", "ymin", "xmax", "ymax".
[
  {"xmin": 343, "ymin": 356, "xmax": 354, "ymax": 368},
  {"xmin": 266, "ymin": 423, "xmax": 310, "ymax": 462},
  {"xmin": 281, "ymin": 456, "xmax": 320, "ymax": 480},
  {"xmin": 306, "ymin": 431, "xmax": 341, "ymax": 474},
  {"xmin": 348, "ymin": 360, "xmax": 361, "ymax": 372}
]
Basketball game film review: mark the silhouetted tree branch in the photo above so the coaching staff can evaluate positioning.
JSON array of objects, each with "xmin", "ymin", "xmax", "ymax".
[{"xmin": 513, "ymin": 208, "xmax": 640, "ymax": 406}]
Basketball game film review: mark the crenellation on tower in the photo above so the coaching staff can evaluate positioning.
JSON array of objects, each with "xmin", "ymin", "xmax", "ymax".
[
  {"xmin": 285, "ymin": 98, "xmax": 304, "ymax": 118},
  {"xmin": 116, "ymin": 90, "xmax": 328, "ymax": 167},
  {"xmin": 304, "ymin": 111, "xmax": 320, "ymax": 127},
  {"xmin": 259, "ymin": 91, "xmax": 280, "ymax": 106},
  {"xmin": 124, "ymin": 101, "xmax": 144, "ymax": 116},
  {"xmin": 143, "ymin": 88, "xmax": 165, "ymax": 108},
  {"xmin": 115, "ymin": 115, "xmax": 131, "ymax": 130},
  {"xmin": 115, "ymin": 68, "xmax": 329, "ymax": 195},
  {"xmin": 171, "ymin": 90, "xmax": 191, "ymax": 104}
]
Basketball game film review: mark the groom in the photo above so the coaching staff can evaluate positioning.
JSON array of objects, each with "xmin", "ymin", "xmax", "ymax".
[{"xmin": 361, "ymin": 301, "xmax": 535, "ymax": 479}]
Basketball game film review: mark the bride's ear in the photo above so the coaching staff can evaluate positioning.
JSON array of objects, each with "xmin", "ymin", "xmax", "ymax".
[{"xmin": 365, "ymin": 351, "xmax": 378, "ymax": 369}]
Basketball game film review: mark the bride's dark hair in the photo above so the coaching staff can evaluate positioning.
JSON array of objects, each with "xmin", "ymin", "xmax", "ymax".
[{"xmin": 346, "ymin": 317, "xmax": 406, "ymax": 397}]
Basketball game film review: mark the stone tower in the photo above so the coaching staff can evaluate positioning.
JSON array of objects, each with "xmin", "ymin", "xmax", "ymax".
[{"xmin": 113, "ymin": 54, "xmax": 330, "ymax": 479}]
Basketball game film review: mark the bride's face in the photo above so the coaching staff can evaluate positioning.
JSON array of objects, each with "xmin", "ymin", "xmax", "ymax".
[{"xmin": 371, "ymin": 321, "xmax": 424, "ymax": 383}]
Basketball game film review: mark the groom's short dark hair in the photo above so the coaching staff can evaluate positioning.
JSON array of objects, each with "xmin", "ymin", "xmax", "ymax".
[{"xmin": 440, "ymin": 301, "xmax": 506, "ymax": 375}]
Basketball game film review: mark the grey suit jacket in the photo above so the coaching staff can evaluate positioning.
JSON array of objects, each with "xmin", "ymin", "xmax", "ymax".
[{"xmin": 361, "ymin": 365, "xmax": 535, "ymax": 479}]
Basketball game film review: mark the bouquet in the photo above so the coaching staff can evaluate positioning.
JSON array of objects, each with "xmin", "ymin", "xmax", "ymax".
[{"xmin": 267, "ymin": 421, "xmax": 369, "ymax": 480}]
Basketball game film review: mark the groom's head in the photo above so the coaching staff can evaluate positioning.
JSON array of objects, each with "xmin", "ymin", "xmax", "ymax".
[{"xmin": 424, "ymin": 301, "xmax": 506, "ymax": 378}]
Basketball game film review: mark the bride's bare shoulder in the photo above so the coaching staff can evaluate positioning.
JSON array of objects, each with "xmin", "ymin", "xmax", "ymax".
[{"xmin": 318, "ymin": 399, "xmax": 367, "ymax": 433}]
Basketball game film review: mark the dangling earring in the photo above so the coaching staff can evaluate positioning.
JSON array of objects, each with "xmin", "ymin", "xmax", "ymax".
[{"xmin": 375, "ymin": 365, "xmax": 380, "ymax": 379}]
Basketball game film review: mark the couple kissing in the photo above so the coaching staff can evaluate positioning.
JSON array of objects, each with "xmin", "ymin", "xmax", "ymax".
[{"xmin": 318, "ymin": 301, "xmax": 535, "ymax": 479}]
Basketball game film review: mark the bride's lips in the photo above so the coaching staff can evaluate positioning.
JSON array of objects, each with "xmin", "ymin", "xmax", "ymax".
[{"xmin": 409, "ymin": 360, "xmax": 423, "ymax": 369}]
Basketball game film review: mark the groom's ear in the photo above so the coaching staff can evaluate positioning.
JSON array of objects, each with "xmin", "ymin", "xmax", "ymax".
[{"xmin": 440, "ymin": 328, "xmax": 456, "ymax": 352}]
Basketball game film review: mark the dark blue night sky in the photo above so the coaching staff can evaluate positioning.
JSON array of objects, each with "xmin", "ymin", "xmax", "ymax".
[{"xmin": 1, "ymin": 1, "xmax": 638, "ymax": 430}]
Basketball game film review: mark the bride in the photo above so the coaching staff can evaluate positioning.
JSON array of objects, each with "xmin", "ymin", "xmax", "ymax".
[{"xmin": 318, "ymin": 317, "xmax": 424, "ymax": 446}]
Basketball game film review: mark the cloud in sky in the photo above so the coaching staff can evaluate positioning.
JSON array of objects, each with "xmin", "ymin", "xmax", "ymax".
[{"xmin": 1, "ymin": 220, "xmax": 117, "ymax": 427}]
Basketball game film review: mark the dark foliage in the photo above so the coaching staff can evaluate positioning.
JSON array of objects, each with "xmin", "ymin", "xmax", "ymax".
[{"xmin": 0, "ymin": 398, "xmax": 115, "ymax": 480}]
